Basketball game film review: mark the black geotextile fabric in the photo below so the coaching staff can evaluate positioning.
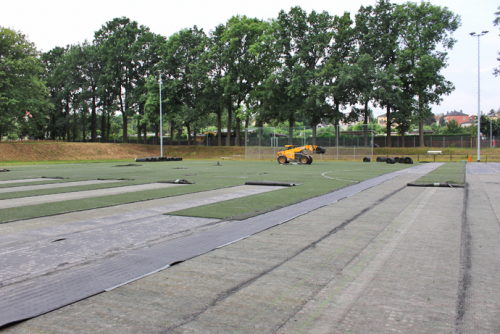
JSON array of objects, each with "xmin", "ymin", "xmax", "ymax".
[{"xmin": 0, "ymin": 164, "xmax": 440, "ymax": 328}]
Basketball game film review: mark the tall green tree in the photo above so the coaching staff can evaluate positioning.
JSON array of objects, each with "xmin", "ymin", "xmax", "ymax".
[
  {"xmin": 1, "ymin": 27, "xmax": 50, "ymax": 140},
  {"xmin": 356, "ymin": 0, "xmax": 401, "ymax": 146},
  {"xmin": 494, "ymin": 6, "xmax": 500, "ymax": 77},
  {"xmin": 262, "ymin": 7, "xmax": 337, "ymax": 144},
  {"xmin": 394, "ymin": 1, "xmax": 460, "ymax": 146},
  {"xmin": 95, "ymin": 17, "xmax": 152, "ymax": 142},
  {"xmin": 212, "ymin": 16, "xmax": 268, "ymax": 146},
  {"xmin": 158, "ymin": 26, "xmax": 207, "ymax": 146}
]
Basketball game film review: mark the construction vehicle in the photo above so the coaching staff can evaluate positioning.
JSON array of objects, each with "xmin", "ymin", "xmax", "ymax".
[{"xmin": 276, "ymin": 145, "xmax": 326, "ymax": 164}]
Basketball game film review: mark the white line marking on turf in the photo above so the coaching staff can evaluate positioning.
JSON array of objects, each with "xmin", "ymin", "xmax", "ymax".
[{"xmin": 321, "ymin": 172, "xmax": 358, "ymax": 183}]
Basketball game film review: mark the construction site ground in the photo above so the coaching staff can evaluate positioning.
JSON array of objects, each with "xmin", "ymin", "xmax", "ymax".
[{"xmin": 1, "ymin": 162, "xmax": 499, "ymax": 333}]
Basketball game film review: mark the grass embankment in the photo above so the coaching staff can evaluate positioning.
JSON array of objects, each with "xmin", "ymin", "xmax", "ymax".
[
  {"xmin": 413, "ymin": 162, "xmax": 466, "ymax": 185},
  {"xmin": 0, "ymin": 141, "xmax": 244, "ymax": 163},
  {"xmin": 1, "ymin": 141, "xmax": 498, "ymax": 164},
  {"xmin": 0, "ymin": 160, "xmax": 410, "ymax": 223}
]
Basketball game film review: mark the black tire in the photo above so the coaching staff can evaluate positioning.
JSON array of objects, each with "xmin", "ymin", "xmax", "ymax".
[
  {"xmin": 278, "ymin": 156, "xmax": 287, "ymax": 164},
  {"xmin": 386, "ymin": 158, "xmax": 396, "ymax": 164},
  {"xmin": 405, "ymin": 157, "xmax": 413, "ymax": 164},
  {"xmin": 394, "ymin": 157, "xmax": 400, "ymax": 163},
  {"xmin": 307, "ymin": 156, "xmax": 313, "ymax": 164},
  {"xmin": 300, "ymin": 156, "xmax": 309, "ymax": 164},
  {"xmin": 376, "ymin": 157, "xmax": 387, "ymax": 162},
  {"xmin": 363, "ymin": 157, "xmax": 371, "ymax": 162}
]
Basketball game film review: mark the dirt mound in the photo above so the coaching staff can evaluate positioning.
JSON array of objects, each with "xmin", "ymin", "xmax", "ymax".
[{"xmin": 0, "ymin": 142, "xmax": 245, "ymax": 162}]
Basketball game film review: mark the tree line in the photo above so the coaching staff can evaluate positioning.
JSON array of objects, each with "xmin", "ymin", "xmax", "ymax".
[{"xmin": 1, "ymin": 0, "xmax": 464, "ymax": 147}]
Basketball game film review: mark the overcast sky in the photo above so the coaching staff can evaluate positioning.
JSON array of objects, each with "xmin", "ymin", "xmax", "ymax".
[{"xmin": 1, "ymin": 0, "xmax": 498, "ymax": 117}]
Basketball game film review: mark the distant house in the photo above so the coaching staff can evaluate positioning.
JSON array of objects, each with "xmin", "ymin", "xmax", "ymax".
[
  {"xmin": 376, "ymin": 113, "xmax": 398, "ymax": 128},
  {"xmin": 461, "ymin": 120, "xmax": 474, "ymax": 127},
  {"xmin": 443, "ymin": 110, "xmax": 470, "ymax": 126},
  {"xmin": 489, "ymin": 111, "xmax": 500, "ymax": 121},
  {"xmin": 377, "ymin": 114, "xmax": 387, "ymax": 126}
]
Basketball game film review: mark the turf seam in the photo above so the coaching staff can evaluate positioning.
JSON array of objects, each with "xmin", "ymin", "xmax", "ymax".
[{"xmin": 455, "ymin": 182, "xmax": 471, "ymax": 333}]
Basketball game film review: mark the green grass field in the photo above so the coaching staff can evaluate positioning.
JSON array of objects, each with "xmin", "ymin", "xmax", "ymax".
[
  {"xmin": 0, "ymin": 160, "xmax": 415, "ymax": 223},
  {"xmin": 413, "ymin": 162, "xmax": 466, "ymax": 185}
]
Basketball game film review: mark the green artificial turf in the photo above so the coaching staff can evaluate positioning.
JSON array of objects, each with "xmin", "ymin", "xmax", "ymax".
[
  {"xmin": 413, "ymin": 162, "xmax": 466, "ymax": 185},
  {"xmin": 0, "ymin": 160, "xmax": 414, "ymax": 223},
  {"xmin": 168, "ymin": 161, "xmax": 413, "ymax": 220}
]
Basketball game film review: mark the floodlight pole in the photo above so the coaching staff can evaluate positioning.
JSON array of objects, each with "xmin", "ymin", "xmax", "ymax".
[
  {"xmin": 470, "ymin": 31, "xmax": 489, "ymax": 161},
  {"xmin": 158, "ymin": 71, "xmax": 163, "ymax": 157}
]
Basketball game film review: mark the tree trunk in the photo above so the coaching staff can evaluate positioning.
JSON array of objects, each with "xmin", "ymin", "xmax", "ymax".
[
  {"xmin": 143, "ymin": 124, "xmax": 147, "ymax": 145},
  {"xmin": 288, "ymin": 115, "xmax": 294, "ymax": 145},
  {"xmin": 65, "ymin": 99, "xmax": 70, "ymax": 142},
  {"xmin": 312, "ymin": 123, "xmax": 317, "ymax": 145},
  {"xmin": 122, "ymin": 114, "xmax": 127, "ymax": 143},
  {"xmin": 82, "ymin": 107, "xmax": 86, "ymax": 141},
  {"xmin": 364, "ymin": 101, "xmax": 369, "ymax": 147},
  {"xmin": 257, "ymin": 120, "xmax": 263, "ymax": 147},
  {"xmin": 418, "ymin": 98, "xmax": 425, "ymax": 147},
  {"xmin": 186, "ymin": 123, "xmax": 191, "ymax": 145},
  {"xmin": 137, "ymin": 103, "xmax": 143, "ymax": 144},
  {"xmin": 419, "ymin": 120, "xmax": 424, "ymax": 147},
  {"xmin": 106, "ymin": 108, "xmax": 111, "ymax": 142},
  {"xmin": 118, "ymin": 89, "xmax": 126, "ymax": 143},
  {"xmin": 100, "ymin": 101, "xmax": 106, "ymax": 142},
  {"xmin": 386, "ymin": 105, "xmax": 392, "ymax": 148},
  {"xmin": 226, "ymin": 102, "xmax": 232, "ymax": 146},
  {"xmin": 177, "ymin": 128, "xmax": 182, "ymax": 145},
  {"xmin": 170, "ymin": 121, "xmax": 174, "ymax": 146},
  {"xmin": 217, "ymin": 111, "xmax": 222, "ymax": 146},
  {"xmin": 73, "ymin": 109, "xmax": 77, "ymax": 142},
  {"xmin": 91, "ymin": 86, "xmax": 97, "ymax": 142},
  {"xmin": 235, "ymin": 117, "xmax": 240, "ymax": 147}
]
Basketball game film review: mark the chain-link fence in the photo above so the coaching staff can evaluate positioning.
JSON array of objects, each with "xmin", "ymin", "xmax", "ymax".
[{"xmin": 244, "ymin": 125, "xmax": 374, "ymax": 161}]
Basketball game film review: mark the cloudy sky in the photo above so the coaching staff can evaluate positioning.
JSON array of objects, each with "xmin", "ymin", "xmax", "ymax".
[{"xmin": 1, "ymin": 0, "xmax": 498, "ymax": 117}]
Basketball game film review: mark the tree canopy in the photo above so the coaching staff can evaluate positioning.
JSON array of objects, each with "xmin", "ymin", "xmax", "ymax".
[{"xmin": 1, "ymin": 1, "xmax": 466, "ymax": 146}]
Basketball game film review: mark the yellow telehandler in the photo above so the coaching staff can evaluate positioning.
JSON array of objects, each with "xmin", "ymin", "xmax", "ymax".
[{"xmin": 276, "ymin": 145, "xmax": 326, "ymax": 164}]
